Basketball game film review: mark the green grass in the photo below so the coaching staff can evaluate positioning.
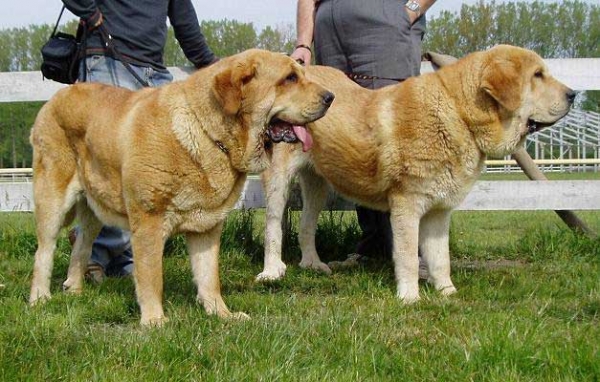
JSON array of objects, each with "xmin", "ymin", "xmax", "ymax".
[{"xmin": 1, "ymin": 209, "xmax": 599, "ymax": 381}]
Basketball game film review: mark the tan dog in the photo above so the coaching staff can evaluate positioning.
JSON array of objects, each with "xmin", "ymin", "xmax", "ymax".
[
  {"xmin": 258, "ymin": 45, "xmax": 574, "ymax": 302},
  {"xmin": 29, "ymin": 49, "xmax": 334, "ymax": 326}
]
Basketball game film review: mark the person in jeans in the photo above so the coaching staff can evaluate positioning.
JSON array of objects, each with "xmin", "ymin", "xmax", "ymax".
[
  {"xmin": 62, "ymin": 0, "xmax": 218, "ymax": 282},
  {"xmin": 291, "ymin": 0, "xmax": 436, "ymax": 267}
]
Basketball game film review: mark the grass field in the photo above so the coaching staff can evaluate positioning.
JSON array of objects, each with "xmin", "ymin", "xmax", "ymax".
[{"xmin": 1, "ymin": 207, "xmax": 599, "ymax": 381}]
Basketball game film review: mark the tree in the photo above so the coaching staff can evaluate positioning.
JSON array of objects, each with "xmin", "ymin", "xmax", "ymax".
[
  {"xmin": 257, "ymin": 25, "xmax": 295, "ymax": 54},
  {"xmin": 424, "ymin": 0, "xmax": 600, "ymax": 59},
  {"xmin": 0, "ymin": 102, "xmax": 40, "ymax": 168},
  {"xmin": 200, "ymin": 19, "xmax": 258, "ymax": 58}
]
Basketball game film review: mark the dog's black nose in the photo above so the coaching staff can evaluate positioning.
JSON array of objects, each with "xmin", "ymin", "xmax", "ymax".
[
  {"xmin": 566, "ymin": 90, "xmax": 577, "ymax": 104},
  {"xmin": 322, "ymin": 91, "xmax": 335, "ymax": 106}
]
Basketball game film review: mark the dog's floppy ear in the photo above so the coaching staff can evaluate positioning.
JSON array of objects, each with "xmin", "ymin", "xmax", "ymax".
[
  {"xmin": 481, "ymin": 59, "xmax": 523, "ymax": 112},
  {"xmin": 212, "ymin": 61, "xmax": 257, "ymax": 115}
]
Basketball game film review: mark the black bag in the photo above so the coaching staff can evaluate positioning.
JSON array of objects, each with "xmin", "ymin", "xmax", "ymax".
[{"xmin": 40, "ymin": 6, "xmax": 85, "ymax": 84}]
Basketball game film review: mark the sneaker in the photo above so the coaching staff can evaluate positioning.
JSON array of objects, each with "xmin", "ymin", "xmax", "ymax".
[
  {"xmin": 328, "ymin": 252, "xmax": 430, "ymax": 280},
  {"xmin": 68, "ymin": 227, "xmax": 77, "ymax": 246},
  {"xmin": 85, "ymin": 263, "xmax": 106, "ymax": 284},
  {"xmin": 327, "ymin": 253, "xmax": 370, "ymax": 270},
  {"xmin": 418, "ymin": 259, "xmax": 429, "ymax": 280}
]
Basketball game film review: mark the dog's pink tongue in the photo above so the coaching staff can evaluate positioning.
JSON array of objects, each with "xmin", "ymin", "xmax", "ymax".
[{"xmin": 292, "ymin": 125, "xmax": 313, "ymax": 152}]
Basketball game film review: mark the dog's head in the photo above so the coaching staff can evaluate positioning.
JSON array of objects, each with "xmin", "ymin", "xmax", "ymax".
[
  {"xmin": 212, "ymin": 49, "xmax": 334, "ymax": 172},
  {"xmin": 470, "ymin": 45, "xmax": 575, "ymax": 157}
]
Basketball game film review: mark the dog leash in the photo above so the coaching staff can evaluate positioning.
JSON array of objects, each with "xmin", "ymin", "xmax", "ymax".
[
  {"xmin": 97, "ymin": 25, "xmax": 150, "ymax": 87},
  {"xmin": 293, "ymin": 58, "xmax": 404, "ymax": 83},
  {"xmin": 346, "ymin": 72, "xmax": 405, "ymax": 83},
  {"xmin": 293, "ymin": 53, "xmax": 405, "ymax": 83}
]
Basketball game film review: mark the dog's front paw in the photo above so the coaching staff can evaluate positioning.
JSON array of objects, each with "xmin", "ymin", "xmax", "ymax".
[
  {"xmin": 225, "ymin": 311, "xmax": 251, "ymax": 321},
  {"xmin": 438, "ymin": 284, "xmax": 457, "ymax": 296},
  {"xmin": 141, "ymin": 315, "xmax": 169, "ymax": 327},
  {"xmin": 427, "ymin": 275, "xmax": 457, "ymax": 296},
  {"xmin": 255, "ymin": 261, "xmax": 287, "ymax": 282},
  {"xmin": 29, "ymin": 290, "xmax": 51, "ymax": 306},
  {"xmin": 299, "ymin": 259, "xmax": 332, "ymax": 275},
  {"xmin": 212, "ymin": 306, "xmax": 251, "ymax": 321},
  {"xmin": 62, "ymin": 278, "xmax": 83, "ymax": 294},
  {"xmin": 397, "ymin": 283, "xmax": 420, "ymax": 304}
]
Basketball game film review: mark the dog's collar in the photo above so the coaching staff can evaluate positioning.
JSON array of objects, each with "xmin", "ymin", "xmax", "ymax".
[{"xmin": 215, "ymin": 140, "xmax": 229, "ymax": 154}]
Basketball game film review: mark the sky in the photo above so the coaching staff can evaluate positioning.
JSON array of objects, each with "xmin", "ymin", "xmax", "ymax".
[
  {"xmin": 1, "ymin": 0, "xmax": 581, "ymax": 31},
  {"xmin": 0, "ymin": 0, "xmax": 598, "ymax": 30}
]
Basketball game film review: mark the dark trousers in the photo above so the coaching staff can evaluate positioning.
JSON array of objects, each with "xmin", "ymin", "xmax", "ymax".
[{"xmin": 313, "ymin": 0, "xmax": 426, "ymax": 258}]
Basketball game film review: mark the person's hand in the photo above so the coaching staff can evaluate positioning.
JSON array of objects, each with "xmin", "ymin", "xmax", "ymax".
[
  {"xmin": 84, "ymin": 10, "xmax": 103, "ymax": 30},
  {"xmin": 196, "ymin": 56, "xmax": 220, "ymax": 70},
  {"xmin": 291, "ymin": 45, "xmax": 312, "ymax": 66},
  {"xmin": 93, "ymin": 13, "xmax": 104, "ymax": 28},
  {"xmin": 404, "ymin": 7, "xmax": 420, "ymax": 25}
]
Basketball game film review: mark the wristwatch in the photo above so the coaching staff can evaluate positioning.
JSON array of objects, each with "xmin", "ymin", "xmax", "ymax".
[{"xmin": 405, "ymin": 0, "xmax": 421, "ymax": 18}]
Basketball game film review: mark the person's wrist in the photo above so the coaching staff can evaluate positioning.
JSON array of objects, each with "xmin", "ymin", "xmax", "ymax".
[
  {"xmin": 295, "ymin": 44, "xmax": 312, "ymax": 54},
  {"xmin": 86, "ymin": 9, "xmax": 103, "ymax": 29},
  {"xmin": 404, "ymin": 0, "xmax": 421, "ymax": 23},
  {"xmin": 406, "ymin": 10, "xmax": 418, "ymax": 24}
]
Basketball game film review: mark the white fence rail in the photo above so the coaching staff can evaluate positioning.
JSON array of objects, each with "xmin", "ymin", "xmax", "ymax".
[
  {"xmin": 1, "ymin": 58, "xmax": 600, "ymax": 103},
  {"xmin": 2, "ymin": 175, "xmax": 600, "ymax": 213}
]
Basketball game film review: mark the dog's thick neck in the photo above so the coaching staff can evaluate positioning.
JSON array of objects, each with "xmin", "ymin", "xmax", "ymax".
[
  {"xmin": 435, "ymin": 53, "xmax": 525, "ymax": 159},
  {"xmin": 177, "ymin": 72, "xmax": 261, "ymax": 174}
]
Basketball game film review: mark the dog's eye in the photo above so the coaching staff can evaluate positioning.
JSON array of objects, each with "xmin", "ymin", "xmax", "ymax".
[
  {"xmin": 534, "ymin": 70, "xmax": 544, "ymax": 79},
  {"xmin": 284, "ymin": 73, "xmax": 298, "ymax": 84}
]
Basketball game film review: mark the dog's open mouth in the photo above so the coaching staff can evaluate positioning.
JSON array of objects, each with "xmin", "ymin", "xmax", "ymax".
[
  {"xmin": 527, "ymin": 119, "xmax": 555, "ymax": 134},
  {"xmin": 266, "ymin": 118, "xmax": 314, "ymax": 152}
]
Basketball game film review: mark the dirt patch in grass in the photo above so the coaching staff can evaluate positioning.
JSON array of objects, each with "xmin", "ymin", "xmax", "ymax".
[{"xmin": 453, "ymin": 259, "xmax": 527, "ymax": 270}]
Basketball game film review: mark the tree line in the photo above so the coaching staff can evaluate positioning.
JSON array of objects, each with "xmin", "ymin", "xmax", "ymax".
[{"xmin": 1, "ymin": 0, "xmax": 598, "ymax": 168}]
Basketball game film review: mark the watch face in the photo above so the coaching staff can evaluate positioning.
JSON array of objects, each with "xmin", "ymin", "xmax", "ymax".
[{"xmin": 406, "ymin": 1, "xmax": 420, "ymax": 12}]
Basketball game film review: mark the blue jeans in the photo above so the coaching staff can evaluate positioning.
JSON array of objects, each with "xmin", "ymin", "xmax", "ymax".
[{"xmin": 78, "ymin": 55, "xmax": 173, "ymax": 276}]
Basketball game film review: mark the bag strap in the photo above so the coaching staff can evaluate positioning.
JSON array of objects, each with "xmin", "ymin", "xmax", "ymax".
[
  {"xmin": 97, "ymin": 25, "xmax": 150, "ymax": 88},
  {"xmin": 51, "ymin": 5, "xmax": 67, "ymax": 37},
  {"xmin": 75, "ymin": 23, "xmax": 88, "ymax": 82}
]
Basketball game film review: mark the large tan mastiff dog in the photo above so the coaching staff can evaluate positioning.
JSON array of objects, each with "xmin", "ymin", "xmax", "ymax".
[
  {"xmin": 29, "ymin": 49, "xmax": 334, "ymax": 326},
  {"xmin": 258, "ymin": 45, "xmax": 575, "ymax": 302}
]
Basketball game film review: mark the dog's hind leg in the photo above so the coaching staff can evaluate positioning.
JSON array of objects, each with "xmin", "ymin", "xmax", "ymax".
[
  {"xmin": 419, "ymin": 209, "xmax": 457, "ymax": 296},
  {"xmin": 256, "ymin": 157, "xmax": 297, "ymax": 281},
  {"xmin": 29, "ymin": 170, "xmax": 80, "ymax": 305},
  {"xmin": 188, "ymin": 226, "xmax": 249, "ymax": 320},
  {"xmin": 297, "ymin": 168, "xmax": 331, "ymax": 274},
  {"xmin": 62, "ymin": 201, "xmax": 102, "ymax": 294}
]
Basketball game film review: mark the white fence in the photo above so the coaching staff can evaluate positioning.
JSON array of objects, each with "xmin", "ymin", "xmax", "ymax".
[
  {"xmin": 1, "ymin": 59, "xmax": 600, "ymax": 213},
  {"xmin": 2, "ymin": 174, "xmax": 600, "ymax": 213}
]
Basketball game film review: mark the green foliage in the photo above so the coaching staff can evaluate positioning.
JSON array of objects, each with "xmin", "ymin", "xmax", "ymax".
[
  {"xmin": 162, "ymin": 209, "xmax": 264, "ymax": 260},
  {"xmin": 0, "ymin": 102, "xmax": 43, "ymax": 168},
  {"xmin": 425, "ymin": 0, "xmax": 600, "ymax": 59},
  {"xmin": 581, "ymin": 90, "xmax": 600, "ymax": 112},
  {"xmin": 257, "ymin": 25, "xmax": 295, "ymax": 53},
  {"xmin": 314, "ymin": 210, "xmax": 361, "ymax": 262},
  {"xmin": 200, "ymin": 19, "xmax": 258, "ymax": 58}
]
